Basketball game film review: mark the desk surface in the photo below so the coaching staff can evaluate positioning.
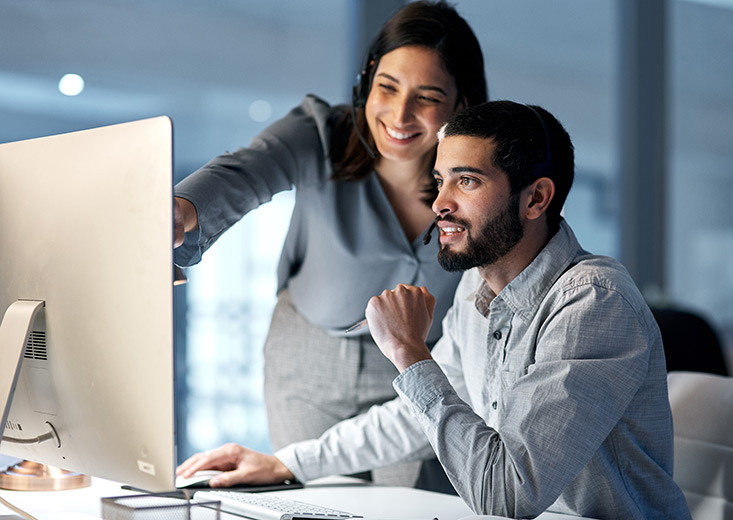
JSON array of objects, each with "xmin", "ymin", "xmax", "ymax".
[{"xmin": 0, "ymin": 477, "xmax": 594, "ymax": 520}]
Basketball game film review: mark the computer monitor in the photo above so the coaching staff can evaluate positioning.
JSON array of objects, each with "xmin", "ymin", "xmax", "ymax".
[{"xmin": 0, "ymin": 116, "xmax": 177, "ymax": 492}]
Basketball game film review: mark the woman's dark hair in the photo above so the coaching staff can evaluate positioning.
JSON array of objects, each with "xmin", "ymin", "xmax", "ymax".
[
  {"xmin": 331, "ymin": 0, "xmax": 488, "ymax": 194},
  {"xmin": 440, "ymin": 101, "xmax": 575, "ymax": 233}
]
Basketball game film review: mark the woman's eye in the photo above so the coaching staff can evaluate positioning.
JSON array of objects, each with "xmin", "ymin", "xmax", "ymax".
[
  {"xmin": 378, "ymin": 83, "xmax": 397, "ymax": 93},
  {"xmin": 418, "ymin": 95, "xmax": 441, "ymax": 104}
]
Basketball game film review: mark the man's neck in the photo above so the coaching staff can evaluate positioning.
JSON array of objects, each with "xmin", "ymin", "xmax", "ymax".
[{"xmin": 477, "ymin": 221, "xmax": 552, "ymax": 296}]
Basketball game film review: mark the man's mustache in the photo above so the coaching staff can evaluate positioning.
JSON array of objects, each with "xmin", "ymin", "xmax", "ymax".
[{"xmin": 422, "ymin": 215, "xmax": 471, "ymax": 245}]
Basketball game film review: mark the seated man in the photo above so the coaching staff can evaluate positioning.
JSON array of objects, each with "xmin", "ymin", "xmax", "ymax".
[{"xmin": 177, "ymin": 101, "xmax": 691, "ymax": 520}]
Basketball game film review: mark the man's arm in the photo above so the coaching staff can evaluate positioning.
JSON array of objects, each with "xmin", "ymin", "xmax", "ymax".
[
  {"xmin": 373, "ymin": 282, "xmax": 654, "ymax": 518},
  {"xmin": 176, "ymin": 284, "xmax": 444, "ymax": 486}
]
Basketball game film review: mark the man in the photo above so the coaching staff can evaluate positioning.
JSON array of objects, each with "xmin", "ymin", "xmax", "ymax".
[{"xmin": 178, "ymin": 101, "xmax": 691, "ymax": 519}]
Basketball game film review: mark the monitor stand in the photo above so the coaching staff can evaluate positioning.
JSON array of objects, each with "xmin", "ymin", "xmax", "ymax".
[
  {"xmin": 0, "ymin": 460, "xmax": 90, "ymax": 491},
  {"xmin": 0, "ymin": 300, "xmax": 90, "ymax": 490}
]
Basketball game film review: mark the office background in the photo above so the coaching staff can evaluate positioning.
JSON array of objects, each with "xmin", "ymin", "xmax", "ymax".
[{"xmin": 1, "ymin": 0, "xmax": 731, "ymax": 461}]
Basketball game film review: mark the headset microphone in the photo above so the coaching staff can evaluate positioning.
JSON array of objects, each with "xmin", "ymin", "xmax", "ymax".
[{"xmin": 423, "ymin": 219, "xmax": 438, "ymax": 245}]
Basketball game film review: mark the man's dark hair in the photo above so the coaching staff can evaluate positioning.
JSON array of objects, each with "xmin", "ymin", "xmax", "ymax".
[{"xmin": 439, "ymin": 100, "xmax": 575, "ymax": 232}]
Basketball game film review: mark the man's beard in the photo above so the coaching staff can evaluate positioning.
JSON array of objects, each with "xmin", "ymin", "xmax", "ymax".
[{"xmin": 437, "ymin": 193, "xmax": 524, "ymax": 272}]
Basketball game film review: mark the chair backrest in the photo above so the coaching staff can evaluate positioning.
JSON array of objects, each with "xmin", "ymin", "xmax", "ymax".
[
  {"xmin": 653, "ymin": 307, "xmax": 729, "ymax": 376},
  {"xmin": 668, "ymin": 371, "xmax": 733, "ymax": 520}
]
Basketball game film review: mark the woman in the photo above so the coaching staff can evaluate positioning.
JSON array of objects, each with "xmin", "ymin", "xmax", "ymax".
[{"xmin": 174, "ymin": 0, "xmax": 487, "ymax": 488}]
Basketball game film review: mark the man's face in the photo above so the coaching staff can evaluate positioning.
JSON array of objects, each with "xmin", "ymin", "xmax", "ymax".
[{"xmin": 432, "ymin": 135, "xmax": 524, "ymax": 272}]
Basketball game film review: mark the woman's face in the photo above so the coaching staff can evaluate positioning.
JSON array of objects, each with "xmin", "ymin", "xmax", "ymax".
[{"xmin": 365, "ymin": 45, "xmax": 460, "ymax": 167}]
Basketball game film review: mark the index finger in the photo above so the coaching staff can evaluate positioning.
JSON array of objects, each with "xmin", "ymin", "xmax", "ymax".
[
  {"xmin": 176, "ymin": 448, "xmax": 227, "ymax": 477},
  {"xmin": 419, "ymin": 286, "xmax": 436, "ymax": 321}
]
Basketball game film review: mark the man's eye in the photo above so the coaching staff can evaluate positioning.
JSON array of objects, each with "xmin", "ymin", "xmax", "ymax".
[
  {"xmin": 434, "ymin": 178, "xmax": 443, "ymax": 188},
  {"xmin": 460, "ymin": 177, "xmax": 476, "ymax": 186}
]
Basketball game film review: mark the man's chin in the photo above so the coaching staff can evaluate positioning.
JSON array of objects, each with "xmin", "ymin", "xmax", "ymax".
[{"xmin": 437, "ymin": 249, "xmax": 475, "ymax": 272}]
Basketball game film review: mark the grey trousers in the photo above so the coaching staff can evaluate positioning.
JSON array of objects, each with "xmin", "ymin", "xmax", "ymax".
[{"xmin": 263, "ymin": 289, "xmax": 421, "ymax": 487}]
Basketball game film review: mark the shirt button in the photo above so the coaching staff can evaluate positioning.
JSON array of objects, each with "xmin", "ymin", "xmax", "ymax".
[
  {"xmin": 492, "ymin": 401, "xmax": 498, "ymax": 410},
  {"xmin": 493, "ymin": 330, "xmax": 502, "ymax": 340}
]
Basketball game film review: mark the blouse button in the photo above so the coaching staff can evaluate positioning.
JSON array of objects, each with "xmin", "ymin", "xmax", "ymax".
[
  {"xmin": 492, "ymin": 401, "xmax": 498, "ymax": 410},
  {"xmin": 493, "ymin": 330, "xmax": 502, "ymax": 340}
]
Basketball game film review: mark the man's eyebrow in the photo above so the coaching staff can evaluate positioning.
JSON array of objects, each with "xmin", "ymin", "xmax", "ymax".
[
  {"xmin": 432, "ymin": 166, "xmax": 485, "ymax": 177},
  {"xmin": 375, "ymin": 73, "xmax": 449, "ymax": 97},
  {"xmin": 451, "ymin": 166, "xmax": 485, "ymax": 175}
]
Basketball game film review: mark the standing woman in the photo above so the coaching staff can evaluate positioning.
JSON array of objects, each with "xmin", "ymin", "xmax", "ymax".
[{"xmin": 173, "ymin": 1, "xmax": 487, "ymax": 488}]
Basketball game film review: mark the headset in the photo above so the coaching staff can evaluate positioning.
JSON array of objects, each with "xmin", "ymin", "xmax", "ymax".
[
  {"xmin": 352, "ymin": 52, "xmax": 375, "ymax": 109},
  {"xmin": 422, "ymin": 104, "xmax": 555, "ymax": 246},
  {"xmin": 350, "ymin": 53, "xmax": 377, "ymax": 159},
  {"xmin": 525, "ymin": 104, "xmax": 554, "ymax": 179}
]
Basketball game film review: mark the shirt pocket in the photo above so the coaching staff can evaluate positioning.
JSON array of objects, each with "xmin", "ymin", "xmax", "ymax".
[{"xmin": 498, "ymin": 367, "xmax": 526, "ymax": 411}]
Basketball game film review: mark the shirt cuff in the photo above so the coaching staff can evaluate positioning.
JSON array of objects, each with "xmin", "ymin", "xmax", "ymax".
[
  {"xmin": 173, "ymin": 228, "xmax": 203, "ymax": 266},
  {"xmin": 274, "ymin": 440, "xmax": 320, "ymax": 484},
  {"xmin": 393, "ymin": 359, "xmax": 450, "ymax": 413}
]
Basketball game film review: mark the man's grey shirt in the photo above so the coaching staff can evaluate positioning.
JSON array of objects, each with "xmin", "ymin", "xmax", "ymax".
[{"xmin": 276, "ymin": 220, "xmax": 691, "ymax": 519}]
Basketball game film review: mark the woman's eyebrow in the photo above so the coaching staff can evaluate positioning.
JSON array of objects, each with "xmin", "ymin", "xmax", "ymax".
[{"xmin": 375, "ymin": 73, "xmax": 449, "ymax": 96}]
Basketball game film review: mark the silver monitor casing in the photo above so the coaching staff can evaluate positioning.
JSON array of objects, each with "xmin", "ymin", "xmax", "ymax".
[{"xmin": 0, "ymin": 117, "xmax": 176, "ymax": 492}]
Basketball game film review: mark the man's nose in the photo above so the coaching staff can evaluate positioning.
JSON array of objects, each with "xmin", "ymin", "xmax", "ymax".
[{"xmin": 432, "ymin": 187, "xmax": 456, "ymax": 217}]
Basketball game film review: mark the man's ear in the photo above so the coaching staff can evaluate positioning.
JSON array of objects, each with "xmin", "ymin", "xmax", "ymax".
[{"xmin": 524, "ymin": 177, "xmax": 555, "ymax": 221}]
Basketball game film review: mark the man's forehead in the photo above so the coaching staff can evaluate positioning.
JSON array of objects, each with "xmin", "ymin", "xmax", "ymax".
[{"xmin": 435, "ymin": 135, "xmax": 495, "ymax": 171}]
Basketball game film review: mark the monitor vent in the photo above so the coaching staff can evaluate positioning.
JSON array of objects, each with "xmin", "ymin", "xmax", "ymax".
[
  {"xmin": 4, "ymin": 420, "xmax": 22, "ymax": 432},
  {"xmin": 24, "ymin": 331, "xmax": 48, "ymax": 360}
]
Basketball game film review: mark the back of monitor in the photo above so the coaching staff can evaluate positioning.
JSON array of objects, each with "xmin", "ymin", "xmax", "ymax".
[{"xmin": 0, "ymin": 116, "xmax": 176, "ymax": 492}]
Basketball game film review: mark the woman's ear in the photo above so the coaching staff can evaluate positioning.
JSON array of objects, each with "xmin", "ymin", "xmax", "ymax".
[
  {"xmin": 524, "ymin": 177, "xmax": 555, "ymax": 221},
  {"xmin": 454, "ymin": 95, "xmax": 468, "ymax": 112}
]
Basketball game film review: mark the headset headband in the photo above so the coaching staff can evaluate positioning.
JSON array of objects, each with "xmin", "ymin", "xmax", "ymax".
[{"xmin": 525, "ymin": 105, "xmax": 554, "ymax": 179}]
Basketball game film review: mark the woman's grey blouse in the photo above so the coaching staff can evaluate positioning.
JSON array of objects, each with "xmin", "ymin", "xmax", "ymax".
[{"xmin": 174, "ymin": 94, "xmax": 461, "ymax": 342}]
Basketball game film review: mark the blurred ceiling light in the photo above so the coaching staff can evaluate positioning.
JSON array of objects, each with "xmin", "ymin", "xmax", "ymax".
[
  {"xmin": 58, "ymin": 74, "xmax": 85, "ymax": 96},
  {"xmin": 249, "ymin": 99, "xmax": 271, "ymax": 122}
]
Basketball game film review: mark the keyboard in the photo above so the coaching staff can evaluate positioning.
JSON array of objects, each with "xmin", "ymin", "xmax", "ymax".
[{"xmin": 193, "ymin": 490, "xmax": 363, "ymax": 520}]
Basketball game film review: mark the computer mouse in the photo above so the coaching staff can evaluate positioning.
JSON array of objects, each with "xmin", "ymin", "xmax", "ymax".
[{"xmin": 175, "ymin": 469, "xmax": 223, "ymax": 488}]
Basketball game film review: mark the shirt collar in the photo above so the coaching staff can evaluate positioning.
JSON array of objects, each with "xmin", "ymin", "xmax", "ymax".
[{"xmin": 473, "ymin": 220, "xmax": 584, "ymax": 321}]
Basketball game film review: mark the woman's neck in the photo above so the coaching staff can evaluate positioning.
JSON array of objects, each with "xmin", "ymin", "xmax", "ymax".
[
  {"xmin": 373, "ymin": 154, "xmax": 433, "ymax": 192},
  {"xmin": 373, "ymin": 155, "xmax": 437, "ymax": 243}
]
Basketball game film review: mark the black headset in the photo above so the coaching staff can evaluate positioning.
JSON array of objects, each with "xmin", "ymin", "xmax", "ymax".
[
  {"xmin": 423, "ymin": 105, "xmax": 555, "ymax": 246},
  {"xmin": 352, "ymin": 52, "xmax": 375, "ymax": 109},
  {"xmin": 525, "ymin": 105, "xmax": 554, "ymax": 179},
  {"xmin": 350, "ymin": 53, "xmax": 377, "ymax": 158}
]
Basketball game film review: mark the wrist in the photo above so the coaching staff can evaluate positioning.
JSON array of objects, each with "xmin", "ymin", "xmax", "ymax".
[
  {"xmin": 272, "ymin": 456, "xmax": 295, "ymax": 482},
  {"xmin": 175, "ymin": 197, "xmax": 199, "ymax": 232},
  {"xmin": 391, "ymin": 343, "xmax": 432, "ymax": 373}
]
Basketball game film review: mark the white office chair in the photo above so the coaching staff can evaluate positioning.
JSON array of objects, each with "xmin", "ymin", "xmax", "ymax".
[{"xmin": 668, "ymin": 371, "xmax": 733, "ymax": 520}]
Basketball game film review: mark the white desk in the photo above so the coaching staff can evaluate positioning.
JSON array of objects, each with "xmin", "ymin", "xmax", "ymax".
[
  {"xmin": 0, "ymin": 477, "xmax": 595, "ymax": 520},
  {"xmin": 262, "ymin": 481, "xmax": 594, "ymax": 520}
]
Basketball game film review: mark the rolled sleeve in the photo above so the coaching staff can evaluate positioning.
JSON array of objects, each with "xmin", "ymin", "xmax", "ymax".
[{"xmin": 274, "ymin": 396, "xmax": 435, "ymax": 483}]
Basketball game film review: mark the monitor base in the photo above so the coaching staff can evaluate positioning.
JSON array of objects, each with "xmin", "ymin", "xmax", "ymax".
[{"xmin": 0, "ymin": 460, "xmax": 90, "ymax": 490}]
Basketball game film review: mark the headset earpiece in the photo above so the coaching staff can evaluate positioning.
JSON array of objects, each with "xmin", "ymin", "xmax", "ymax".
[
  {"xmin": 352, "ymin": 55, "xmax": 375, "ymax": 109},
  {"xmin": 350, "ymin": 53, "xmax": 377, "ymax": 159}
]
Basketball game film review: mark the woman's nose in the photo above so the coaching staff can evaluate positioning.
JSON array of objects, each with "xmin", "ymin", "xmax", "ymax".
[{"xmin": 392, "ymin": 95, "xmax": 415, "ymax": 125}]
